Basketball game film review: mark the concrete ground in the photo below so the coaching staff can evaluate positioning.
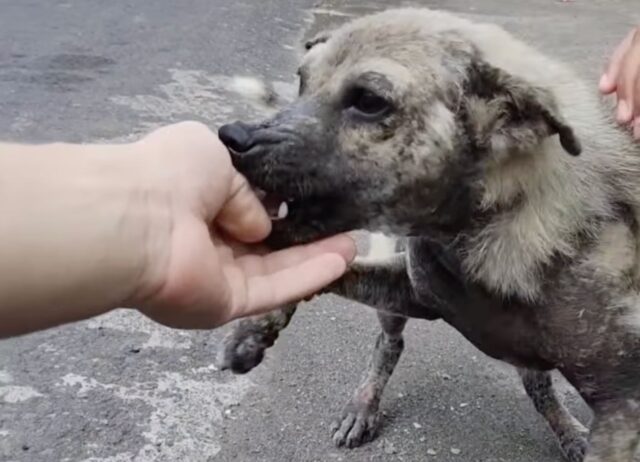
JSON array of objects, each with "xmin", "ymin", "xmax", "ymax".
[{"xmin": 1, "ymin": 1, "xmax": 639, "ymax": 461}]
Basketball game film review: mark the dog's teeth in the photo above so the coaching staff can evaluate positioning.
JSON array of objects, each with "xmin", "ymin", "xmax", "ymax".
[{"xmin": 277, "ymin": 202, "xmax": 289, "ymax": 219}]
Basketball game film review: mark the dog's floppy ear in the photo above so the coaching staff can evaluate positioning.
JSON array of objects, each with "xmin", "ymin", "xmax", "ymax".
[
  {"xmin": 304, "ymin": 31, "xmax": 332, "ymax": 51},
  {"xmin": 462, "ymin": 60, "xmax": 581, "ymax": 158}
]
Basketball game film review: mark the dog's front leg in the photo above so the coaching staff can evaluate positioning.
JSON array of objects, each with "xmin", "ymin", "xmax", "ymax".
[
  {"xmin": 331, "ymin": 311, "xmax": 407, "ymax": 448},
  {"xmin": 328, "ymin": 254, "xmax": 437, "ymax": 448},
  {"xmin": 215, "ymin": 255, "xmax": 419, "ymax": 374},
  {"xmin": 326, "ymin": 253, "xmax": 438, "ymax": 320},
  {"xmin": 519, "ymin": 369, "xmax": 588, "ymax": 461}
]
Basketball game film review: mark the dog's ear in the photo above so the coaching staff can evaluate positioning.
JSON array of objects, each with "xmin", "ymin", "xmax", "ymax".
[
  {"xmin": 304, "ymin": 31, "xmax": 332, "ymax": 51},
  {"xmin": 461, "ymin": 61, "xmax": 581, "ymax": 158}
]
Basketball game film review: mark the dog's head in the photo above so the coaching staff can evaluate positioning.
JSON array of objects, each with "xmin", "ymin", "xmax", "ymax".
[{"xmin": 219, "ymin": 9, "xmax": 581, "ymax": 247}]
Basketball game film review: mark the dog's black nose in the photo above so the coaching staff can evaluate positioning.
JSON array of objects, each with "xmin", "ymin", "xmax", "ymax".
[{"xmin": 218, "ymin": 122, "xmax": 253, "ymax": 153}]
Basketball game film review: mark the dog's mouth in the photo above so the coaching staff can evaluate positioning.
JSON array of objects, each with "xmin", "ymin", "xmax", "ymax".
[
  {"xmin": 251, "ymin": 182, "xmax": 348, "ymax": 248},
  {"xmin": 232, "ymin": 151, "xmax": 338, "ymax": 226},
  {"xmin": 243, "ymin": 168, "xmax": 357, "ymax": 248},
  {"xmin": 220, "ymin": 122, "xmax": 343, "ymax": 228},
  {"xmin": 253, "ymin": 186, "xmax": 340, "ymax": 224},
  {"xmin": 253, "ymin": 188, "xmax": 290, "ymax": 221},
  {"xmin": 222, "ymin": 128, "xmax": 357, "ymax": 246},
  {"xmin": 227, "ymin": 147, "xmax": 302, "ymax": 223}
]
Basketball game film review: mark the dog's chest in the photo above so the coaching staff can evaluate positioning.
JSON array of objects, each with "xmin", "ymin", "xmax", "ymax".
[{"xmin": 406, "ymin": 238, "xmax": 553, "ymax": 369}]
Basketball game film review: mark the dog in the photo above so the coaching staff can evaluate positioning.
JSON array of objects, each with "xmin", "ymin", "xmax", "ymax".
[{"xmin": 216, "ymin": 8, "xmax": 640, "ymax": 462}]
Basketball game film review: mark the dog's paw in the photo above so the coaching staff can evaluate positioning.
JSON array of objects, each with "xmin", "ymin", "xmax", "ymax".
[
  {"xmin": 558, "ymin": 434, "xmax": 588, "ymax": 462},
  {"xmin": 554, "ymin": 415, "xmax": 589, "ymax": 462},
  {"xmin": 216, "ymin": 322, "xmax": 273, "ymax": 374},
  {"xmin": 331, "ymin": 400, "xmax": 381, "ymax": 448},
  {"xmin": 216, "ymin": 306, "xmax": 297, "ymax": 374}
]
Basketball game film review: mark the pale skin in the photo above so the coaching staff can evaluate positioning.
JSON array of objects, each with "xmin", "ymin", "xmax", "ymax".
[
  {"xmin": 600, "ymin": 25, "xmax": 640, "ymax": 138},
  {"xmin": 0, "ymin": 121, "xmax": 356, "ymax": 339}
]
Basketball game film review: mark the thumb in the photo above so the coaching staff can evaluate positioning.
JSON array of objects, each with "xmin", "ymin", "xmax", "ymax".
[{"xmin": 216, "ymin": 171, "xmax": 272, "ymax": 243}]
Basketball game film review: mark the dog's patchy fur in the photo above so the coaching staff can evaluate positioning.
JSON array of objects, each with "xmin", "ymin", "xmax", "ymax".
[{"xmin": 217, "ymin": 8, "xmax": 640, "ymax": 461}]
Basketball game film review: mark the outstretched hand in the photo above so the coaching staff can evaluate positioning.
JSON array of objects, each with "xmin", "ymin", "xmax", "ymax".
[
  {"xmin": 0, "ymin": 121, "xmax": 355, "ymax": 338},
  {"xmin": 130, "ymin": 122, "xmax": 356, "ymax": 329}
]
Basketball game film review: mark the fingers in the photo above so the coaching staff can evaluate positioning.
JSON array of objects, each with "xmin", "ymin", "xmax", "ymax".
[
  {"xmin": 600, "ymin": 27, "xmax": 640, "ymax": 127},
  {"xmin": 235, "ymin": 234, "xmax": 357, "ymax": 277},
  {"xmin": 240, "ymin": 253, "xmax": 348, "ymax": 316},
  {"xmin": 600, "ymin": 28, "xmax": 636, "ymax": 95},
  {"xmin": 216, "ymin": 171, "xmax": 272, "ymax": 243},
  {"xmin": 616, "ymin": 31, "xmax": 640, "ymax": 124},
  {"xmin": 226, "ymin": 234, "xmax": 356, "ymax": 319}
]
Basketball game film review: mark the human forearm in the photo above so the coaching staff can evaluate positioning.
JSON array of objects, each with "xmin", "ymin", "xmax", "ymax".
[{"xmin": 0, "ymin": 141, "xmax": 163, "ymax": 337}]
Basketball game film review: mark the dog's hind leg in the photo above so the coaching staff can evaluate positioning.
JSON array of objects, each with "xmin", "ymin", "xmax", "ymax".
[
  {"xmin": 331, "ymin": 312, "xmax": 407, "ymax": 448},
  {"xmin": 583, "ymin": 400, "xmax": 640, "ymax": 462},
  {"xmin": 519, "ymin": 369, "xmax": 588, "ymax": 462},
  {"xmin": 216, "ymin": 304, "xmax": 297, "ymax": 374}
]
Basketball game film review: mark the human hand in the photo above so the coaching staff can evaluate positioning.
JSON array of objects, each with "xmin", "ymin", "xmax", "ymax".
[
  {"xmin": 600, "ymin": 26, "xmax": 640, "ymax": 137},
  {"xmin": 0, "ymin": 121, "xmax": 355, "ymax": 338},
  {"xmin": 128, "ymin": 122, "xmax": 356, "ymax": 329}
]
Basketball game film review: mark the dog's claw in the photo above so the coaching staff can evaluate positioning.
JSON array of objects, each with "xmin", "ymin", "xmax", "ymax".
[{"xmin": 331, "ymin": 401, "xmax": 381, "ymax": 448}]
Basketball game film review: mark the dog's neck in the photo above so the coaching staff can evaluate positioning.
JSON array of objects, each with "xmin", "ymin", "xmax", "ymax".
[{"xmin": 430, "ymin": 136, "xmax": 622, "ymax": 302}]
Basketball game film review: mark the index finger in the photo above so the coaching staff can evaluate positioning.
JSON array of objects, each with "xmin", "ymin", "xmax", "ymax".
[
  {"xmin": 235, "ymin": 234, "xmax": 357, "ymax": 277},
  {"xmin": 240, "ymin": 253, "xmax": 348, "ymax": 316}
]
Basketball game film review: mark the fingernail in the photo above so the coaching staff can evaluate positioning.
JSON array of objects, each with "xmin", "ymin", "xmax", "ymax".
[
  {"xmin": 618, "ymin": 101, "xmax": 632, "ymax": 123},
  {"xmin": 599, "ymin": 74, "xmax": 611, "ymax": 92}
]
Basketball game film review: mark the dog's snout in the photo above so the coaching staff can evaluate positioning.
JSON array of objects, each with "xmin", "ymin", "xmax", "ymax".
[{"xmin": 218, "ymin": 122, "xmax": 253, "ymax": 153}]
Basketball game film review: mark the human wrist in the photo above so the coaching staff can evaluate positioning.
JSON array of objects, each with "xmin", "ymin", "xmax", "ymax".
[
  {"xmin": 64, "ymin": 139, "xmax": 176, "ymax": 313},
  {"xmin": 114, "ymin": 139, "xmax": 175, "ymax": 310}
]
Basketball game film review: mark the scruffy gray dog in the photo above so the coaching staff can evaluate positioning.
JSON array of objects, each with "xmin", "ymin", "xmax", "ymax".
[{"xmin": 217, "ymin": 8, "xmax": 640, "ymax": 462}]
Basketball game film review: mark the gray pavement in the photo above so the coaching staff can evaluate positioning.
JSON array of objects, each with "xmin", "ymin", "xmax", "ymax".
[{"xmin": 1, "ymin": 1, "xmax": 640, "ymax": 461}]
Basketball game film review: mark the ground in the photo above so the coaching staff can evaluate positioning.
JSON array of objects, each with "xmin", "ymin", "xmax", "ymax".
[{"xmin": 1, "ymin": 1, "xmax": 639, "ymax": 461}]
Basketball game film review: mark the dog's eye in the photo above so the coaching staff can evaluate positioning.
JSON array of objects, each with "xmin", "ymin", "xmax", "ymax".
[{"xmin": 346, "ymin": 87, "xmax": 392, "ymax": 119}]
